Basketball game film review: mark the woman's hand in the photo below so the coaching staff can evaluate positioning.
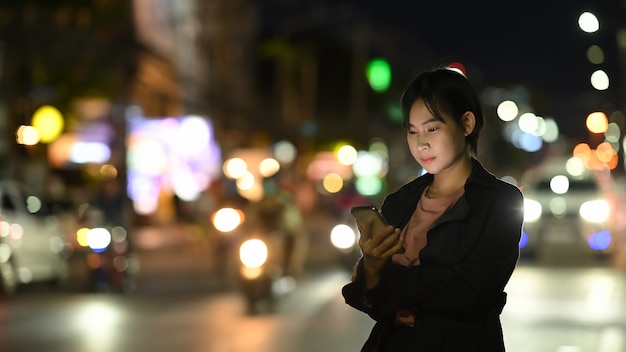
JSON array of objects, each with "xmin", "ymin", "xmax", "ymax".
[{"xmin": 357, "ymin": 217, "xmax": 403, "ymax": 288}]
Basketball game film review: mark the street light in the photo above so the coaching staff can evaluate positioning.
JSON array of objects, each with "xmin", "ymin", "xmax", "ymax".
[{"xmin": 578, "ymin": 12, "xmax": 600, "ymax": 33}]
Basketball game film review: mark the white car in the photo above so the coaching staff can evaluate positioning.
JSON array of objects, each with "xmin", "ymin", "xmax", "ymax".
[
  {"xmin": 521, "ymin": 170, "xmax": 611, "ymax": 264},
  {"xmin": 0, "ymin": 180, "xmax": 69, "ymax": 295}
]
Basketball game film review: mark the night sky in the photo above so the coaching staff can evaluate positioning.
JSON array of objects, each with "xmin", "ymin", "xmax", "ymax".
[{"xmin": 261, "ymin": 0, "xmax": 625, "ymax": 141}]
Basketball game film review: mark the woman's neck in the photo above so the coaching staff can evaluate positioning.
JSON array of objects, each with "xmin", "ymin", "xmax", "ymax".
[{"xmin": 427, "ymin": 156, "xmax": 473, "ymax": 198}]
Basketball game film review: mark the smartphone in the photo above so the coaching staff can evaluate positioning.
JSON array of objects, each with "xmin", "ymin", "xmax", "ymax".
[{"xmin": 350, "ymin": 206, "xmax": 388, "ymax": 233}]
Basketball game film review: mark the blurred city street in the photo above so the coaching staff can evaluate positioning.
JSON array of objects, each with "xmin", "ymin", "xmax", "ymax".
[
  {"xmin": 2, "ymin": 222, "xmax": 626, "ymax": 352},
  {"xmin": 0, "ymin": 3, "xmax": 625, "ymax": 351}
]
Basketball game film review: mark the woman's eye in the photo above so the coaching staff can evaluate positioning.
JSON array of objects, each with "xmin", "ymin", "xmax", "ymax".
[
  {"xmin": 407, "ymin": 130, "xmax": 417, "ymax": 135},
  {"xmin": 427, "ymin": 127, "xmax": 438, "ymax": 133}
]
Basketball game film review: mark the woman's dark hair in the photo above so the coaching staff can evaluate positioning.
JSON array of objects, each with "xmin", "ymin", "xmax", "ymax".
[{"xmin": 400, "ymin": 65, "xmax": 484, "ymax": 155}]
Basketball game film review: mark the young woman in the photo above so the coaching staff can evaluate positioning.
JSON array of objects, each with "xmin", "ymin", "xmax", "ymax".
[{"xmin": 342, "ymin": 63, "xmax": 524, "ymax": 351}]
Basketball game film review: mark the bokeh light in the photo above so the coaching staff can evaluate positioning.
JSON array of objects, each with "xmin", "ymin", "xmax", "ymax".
[
  {"xmin": 368, "ymin": 139, "xmax": 388, "ymax": 156},
  {"xmin": 127, "ymin": 137, "xmax": 166, "ymax": 176},
  {"xmin": 76, "ymin": 228, "xmax": 89, "ymax": 247},
  {"xmin": 71, "ymin": 142, "xmax": 111, "ymax": 164},
  {"xmin": 31, "ymin": 105, "xmax": 64, "ymax": 143},
  {"xmin": 127, "ymin": 115, "xmax": 222, "ymax": 214},
  {"xmin": 550, "ymin": 175, "xmax": 570, "ymax": 194},
  {"xmin": 511, "ymin": 130, "xmax": 543, "ymax": 152},
  {"xmin": 590, "ymin": 70, "xmax": 609, "ymax": 91},
  {"xmin": 239, "ymin": 239, "xmax": 268, "ymax": 268},
  {"xmin": 353, "ymin": 151, "xmax": 383, "ymax": 178},
  {"xmin": 99, "ymin": 164, "xmax": 118, "ymax": 179},
  {"xmin": 172, "ymin": 170, "xmax": 201, "ymax": 201},
  {"xmin": 306, "ymin": 151, "xmax": 353, "ymax": 181},
  {"xmin": 322, "ymin": 173, "xmax": 344, "ymax": 193},
  {"xmin": 604, "ymin": 122, "xmax": 620, "ymax": 143},
  {"xmin": 330, "ymin": 224, "xmax": 357, "ymax": 250},
  {"xmin": 355, "ymin": 175, "xmax": 384, "ymax": 196},
  {"xmin": 259, "ymin": 158, "xmax": 280, "ymax": 178},
  {"xmin": 87, "ymin": 227, "xmax": 112, "ymax": 253},
  {"xmin": 365, "ymin": 58, "xmax": 391, "ymax": 92},
  {"xmin": 174, "ymin": 115, "xmax": 211, "ymax": 157},
  {"xmin": 586, "ymin": 112, "xmax": 609, "ymax": 134},
  {"xmin": 588, "ymin": 230, "xmax": 611, "ymax": 251},
  {"xmin": 497, "ymin": 100, "xmax": 519, "ymax": 122},
  {"xmin": 596, "ymin": 142, "xmax": 616, "ymax": 163},
  {"xmin": 549, "ymin": 197, "xmax": 567, "ymax": 217},
  {"xmin": 541, "ymin": 118, "xmax": 559, "ymax": 143},
  {"xmin": 565, "ymin": 157, "xmax": 586, "ymax": 177},
  {"xmin": 623, "ymin": 138, "xmax": 626, "ymax": 165},
  {"xmin": 518, "ymin": 113, "xmax": 539, "ymax": 134},
  {"xmin": 224, "ymin": 158, "xmax": 248, "ymax": 179},
  {"xmin": 236, "ymin": 171, "xmax": 255, "ymax": 190},
  {"xmin": 573, "ymin": 143, "xmax": 592, "ymax": 163},
  {"xmin": 578, "ymin": 12, "xmax": 600, "ymax": 33},
  {"xmin": 272, "ymin": 140, "xmax": 297, "ymax": 164},
  {"xmin": 16, "ymin": 125, "xmax": 40, "ymax": 145},
  {"xmin": 587, "ymin": 45, "xmax": 604, "ymax": 64},
  {"xmin": 212, "ymin": 208, "xmax": 245, "ymax": 233},
  {"xmin": 336, "ymin": 144, "xmax": 358, "ymax": 165}
]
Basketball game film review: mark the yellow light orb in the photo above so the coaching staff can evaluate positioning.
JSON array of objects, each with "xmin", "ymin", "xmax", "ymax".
[
  {"xmin": 31, "ymin": 105, "xmax": 64, "ymax": 143},
  {"xmin": 323, "ymin": 173, "xmax": 344, "ymax": 193}
]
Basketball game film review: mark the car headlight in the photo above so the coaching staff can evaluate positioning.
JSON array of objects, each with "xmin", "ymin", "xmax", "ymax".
[
  {"xmin": 524, "ymin": 198, "xmax": 542, "ymax": 223},
  {"xmin": 239, "ymin": 239, "xmax": 268, "ymax": 268},
  {"xmin": 579, "ymin": 199, "xmax": 609, "ymax": 223},
  {"xmin": 87, "ymin": 227, "xmax": 111, "ymax": 253},
  {"xmin": 330, "ymin": 224, "xmax": 357, "ymax": 250}
]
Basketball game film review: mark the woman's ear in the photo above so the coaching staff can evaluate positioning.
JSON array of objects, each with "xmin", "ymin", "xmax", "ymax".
[{"xmin": 462, "ymin": 111, "xmax": 476, "ymax": 136}]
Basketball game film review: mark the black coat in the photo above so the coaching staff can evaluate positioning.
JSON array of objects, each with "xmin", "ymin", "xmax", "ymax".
[{"xmin": 342, "ymin": 158, "xmax": 524, "ymax": 352}]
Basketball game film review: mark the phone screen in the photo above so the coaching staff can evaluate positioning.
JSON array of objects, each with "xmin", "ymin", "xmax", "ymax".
[{"xmin": 350, "ymin": 206, "xmax": 388, "ymax": 233}]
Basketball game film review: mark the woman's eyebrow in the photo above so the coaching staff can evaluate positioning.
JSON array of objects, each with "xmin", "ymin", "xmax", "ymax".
[
  {"xmin": 420, "ymin": 117, "xmax": 440, "ymax": 126},
  {"xmin": 407, "ymin": 117, "xmax": 440, "ymax": 129}
]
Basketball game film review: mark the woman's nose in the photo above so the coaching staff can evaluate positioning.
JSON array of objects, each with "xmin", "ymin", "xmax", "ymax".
[{"xmin": 415, "ymin": 136, "xmax": 429, "ymax": 150}]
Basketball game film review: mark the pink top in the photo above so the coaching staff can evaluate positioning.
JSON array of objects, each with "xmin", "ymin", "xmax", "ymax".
[{"xmin": 392, "ymin": 186, "xmax": 464, "ymax": 267}]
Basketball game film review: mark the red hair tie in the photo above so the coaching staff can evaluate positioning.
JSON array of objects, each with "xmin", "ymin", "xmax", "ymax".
[{"xmin": 446, "ymin": 62, "xmax": 467, "ymax": 77}]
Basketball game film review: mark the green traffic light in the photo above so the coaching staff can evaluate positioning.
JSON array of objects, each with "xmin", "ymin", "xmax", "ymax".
[{"xmin": 366, "ymin": 58, "xmax": 391, "ymax": 92}]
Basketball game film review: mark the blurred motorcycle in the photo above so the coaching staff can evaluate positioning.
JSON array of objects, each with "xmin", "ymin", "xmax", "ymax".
[
  {"xmin": 212, "ymin": 206, "xmax": 295, "ymax": 314},
  {"xmin": 75, "ymin": 205, "xmax": 139, "ymax": 293},
  {"xmin": 238, "ymin": 236, "xmax": 275, "ymax": 312}
]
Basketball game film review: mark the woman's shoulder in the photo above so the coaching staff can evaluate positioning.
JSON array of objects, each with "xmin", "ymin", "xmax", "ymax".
[
  {"xmin": 468, "ymin": 160, "xmax": 523, "ymax": 200},
  {"xmin": 488, "ymin": 177, "xmax": 524, "ymax": 199}
]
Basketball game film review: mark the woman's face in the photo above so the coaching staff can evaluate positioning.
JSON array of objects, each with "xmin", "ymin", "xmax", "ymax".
[{"xmin": 406, "ymin": 99, "xmax": 470, "ymax": 175}]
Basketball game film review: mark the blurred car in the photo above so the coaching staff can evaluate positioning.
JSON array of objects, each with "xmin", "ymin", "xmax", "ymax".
[
  {"xmin": 521, "ymin": 166, "xmax": 612, "ymax": 264},
  {"xmin": 0, "ymin": 180, "xmax": 69, "ymax": 295}
]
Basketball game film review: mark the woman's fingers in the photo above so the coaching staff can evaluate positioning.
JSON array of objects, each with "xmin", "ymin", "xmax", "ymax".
[
  {"xmin": 359, "ymin": 220, "xmax": 400, "ymax": 258},
  {"xmin": 359, "ymin": 218, "xmax": 388, "ymax": 247},
  {"xmin": 378, "ymin": 228, "xmax": 402, "ymax": 256}
]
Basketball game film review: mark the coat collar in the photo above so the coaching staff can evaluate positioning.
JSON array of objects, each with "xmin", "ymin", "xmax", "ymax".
[
  {"xmin": 404, "ymin": 158, "xmax": 498, "ymax": 196},
  {"xmin": 384, "ymin": 158, "xmax": 497, "ymax": 229}
]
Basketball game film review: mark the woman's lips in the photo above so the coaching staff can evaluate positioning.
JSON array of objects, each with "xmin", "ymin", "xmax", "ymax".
[{"xmin": 421, "ymin": 157, "xmax": 435, "ymax": 163}]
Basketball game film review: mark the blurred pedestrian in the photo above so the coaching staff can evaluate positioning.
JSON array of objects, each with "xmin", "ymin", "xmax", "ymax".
[
  {"xmin": 92, "ymin": 177, "xmax": 129, "ymax": 228},
  {"xmin": 342, "ymin": 62, "xmax": 524, "ymax": 351},
  {"xmin": 89, "ymin": 176, "xmax": 136, "ymax": 292},
  {"xmin": 258, "ymin": 170, "xmax": 307, "ymax": 279}
]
